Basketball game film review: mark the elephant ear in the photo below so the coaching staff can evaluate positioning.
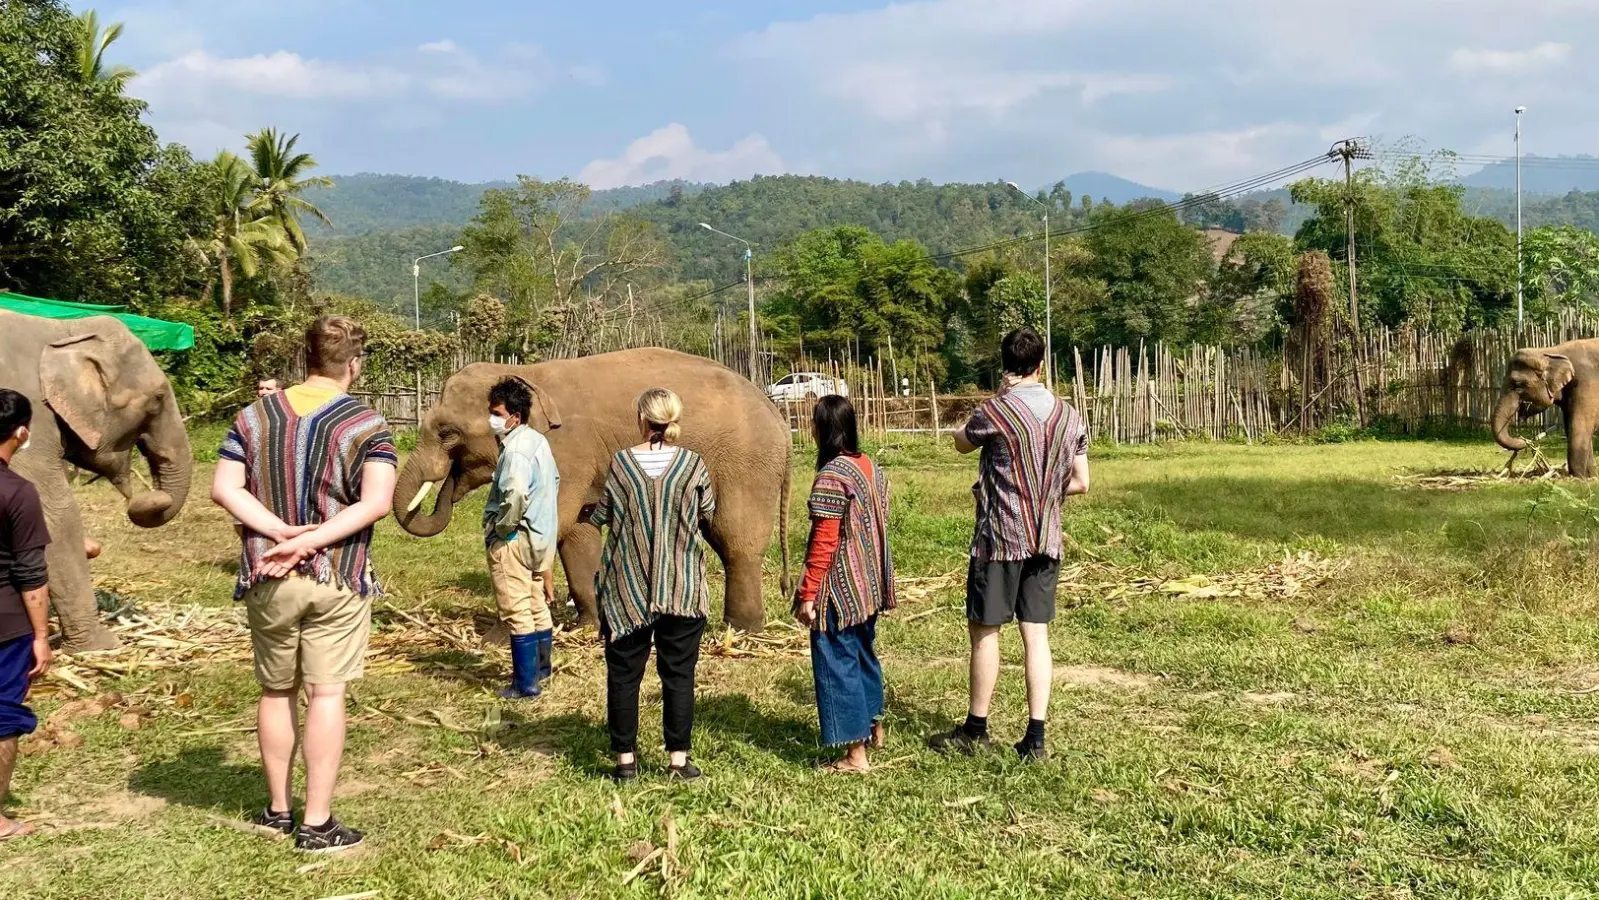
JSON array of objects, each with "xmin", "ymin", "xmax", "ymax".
[
  {"xmin": 41, "ymin": 333, "xmax": 115, "ymax": 450},
  {"xmin": 512, "ymin": 376, "xmax": 562, "ymax": 431},
  {"xmin": 1546, "ymin": 353, "xmax": 1576, "ymax": 401}
]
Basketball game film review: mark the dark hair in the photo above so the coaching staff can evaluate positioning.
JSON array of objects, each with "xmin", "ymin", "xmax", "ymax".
[
  {"xmin": 1001, "ymin": 327, "xmax": 1046, "ymax": 377},
  {"xmin": 488, "ymin": 377, "xmax": 533, "ymax": 424},
  {"xmin": 305, "ymin": 315, "xmax": 367, "ymax": 378},
  {"xmin": 812, "ymin": 395, "xmax": 860, "ymax": 471},
  {"xmin": 0, "ymin": 389, "xmax": 31, "ymax": 443}
]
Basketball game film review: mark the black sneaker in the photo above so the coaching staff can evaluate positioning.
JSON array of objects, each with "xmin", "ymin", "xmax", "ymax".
[
  {"xmin": 667, "ymin": 760, "xmax": 703, "ymax": 781},
  {"xmin": 253, "ymin": 807, "xmax": 294, "ymax": 837},
  {"xmin": 927, "ymin": 727, "xmax": 993, "ymax": 756},
  {"xmin": 1014, "ymin": 740, "xmax": 1049, "ymax": 763},
  {"xmin": 612, "ymin": 761, "xmax": 638, "ymax": 783},
  {"xmin": 295, "ymin": 816, "xmax": 365, "ymax": 854}
]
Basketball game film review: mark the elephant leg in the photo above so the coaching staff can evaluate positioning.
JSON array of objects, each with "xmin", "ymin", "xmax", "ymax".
[
  {"xmin": 720, "ymin": 549, "xmax": 768, "ymax": 634},
  {"xmin": 39, "ymin": 486, "xmax": 118, "ymax": 652},
  {"xmin": 1570, "ymin": 409, "xmax": 1597, "ymax": 478},
  {"xmin": 559, "ymin": 525, "xmax": 602, "ymax": 630}
]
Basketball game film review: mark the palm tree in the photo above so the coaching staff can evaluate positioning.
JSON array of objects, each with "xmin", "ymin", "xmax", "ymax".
[
  {"xmin": 187, "ymin": 152, "xmax": 289, "ymax": 316},
  {"xmin": 75, "ymin": 10, "xmax": 136, "ymax": 86},
  {"xmin": 245, "ymin": 128, "xmax": 333, "ymax": 253}
]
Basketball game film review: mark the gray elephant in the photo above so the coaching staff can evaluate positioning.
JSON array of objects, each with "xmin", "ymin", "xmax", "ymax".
[
  {"xmin": 393, "ymin": 349, "xmax": 790, "ymax": 632},
  {"xmin": 0, "ymin": 311, "xmax": 193, "ymax": 651},
  {"xmin": 1492, "ymin": 340, "xmax": 1599, "ymax": 478}
]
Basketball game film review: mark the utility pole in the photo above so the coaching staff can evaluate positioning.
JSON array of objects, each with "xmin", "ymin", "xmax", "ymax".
[
  {"xmin": 1516, "ymin": 106, "xmax": 1526, "ymax": 329},
  {"xmin": 1331, "ymin": 139, "xmax": 1372, "ymax": 425},
  {"xmin": 701, "ymin": 223, "xmax": 759, "ymax": 382}
]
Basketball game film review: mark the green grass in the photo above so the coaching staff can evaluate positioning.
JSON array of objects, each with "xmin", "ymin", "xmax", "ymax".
[{"xmin": 8, "ymin": 437, "xmax": 1599, "ymax": 898}]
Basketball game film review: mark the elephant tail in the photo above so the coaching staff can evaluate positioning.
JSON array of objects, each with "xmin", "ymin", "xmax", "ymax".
[{"xmin": 778, "ymin": 448, "xmax": 793, "ymax": 598}]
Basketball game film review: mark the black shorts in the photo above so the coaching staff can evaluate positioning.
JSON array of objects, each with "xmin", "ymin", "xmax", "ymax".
[{"xmin": 966, "ymin": 556, "xmax": 1061, "ymax": 626}]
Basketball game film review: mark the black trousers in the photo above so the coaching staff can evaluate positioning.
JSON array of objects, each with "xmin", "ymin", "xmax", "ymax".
[{"xmin": 604, "ymin": 615, "xmax": 706, "ymax": 754}]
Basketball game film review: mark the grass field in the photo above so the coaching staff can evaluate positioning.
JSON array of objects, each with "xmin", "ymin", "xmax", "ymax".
[{"xmin": 7, "ymin": 434, "xmax": 1599, "ymax": 898}]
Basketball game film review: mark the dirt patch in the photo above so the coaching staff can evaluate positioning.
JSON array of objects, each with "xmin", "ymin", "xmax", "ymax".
[
  {"xmin": 1241, "ymin": 691, "xmax": 1297, "ymax": 705},
  {"xmin": 1053, "ymin": 665, "xmax": 1157, "ymax": 689}
]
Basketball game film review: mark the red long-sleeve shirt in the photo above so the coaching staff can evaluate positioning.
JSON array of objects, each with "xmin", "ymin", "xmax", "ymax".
[{"xmin": 798, "ymin": 454, "xmax": 874, "ymax": 605}]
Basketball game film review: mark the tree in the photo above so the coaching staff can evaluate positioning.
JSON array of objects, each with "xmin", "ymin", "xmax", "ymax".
[
  {"xmin": 458, "ymin": 177, "xmax": 669, "ymax": 354},
  {"xmin": 1071, "ymin": 205, "xmax": 1214, "ymax": 347},
  {"xmin": 1199, "ymin": 232, "xmax": 1297, "ymax": 343},
  {"xmin": 246, "ymin": 127, "xmax": 333, "ymax": 254},
  {"xmin": 74, "ymin": 9, "xmax": 134, "ymax": 85},
  {"xmin": 0, "ymin": 0, "xmax": 207, "ymax": 307},
  {"xmin": 186, "ymin": 152, "xmax": 289, "ymax": 316},
  {"xmin": 1524, "ymin": 225, "xmax": 1599, "ymax": 313},
  {"xmin": 766, "ymin": 225, "xmax": 959, "ymax": 378}
]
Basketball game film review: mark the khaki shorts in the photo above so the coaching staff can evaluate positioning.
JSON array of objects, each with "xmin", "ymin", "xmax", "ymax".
[{"xmin": 243, "ymin": 575, "xmax": 372, "ymax": 690}]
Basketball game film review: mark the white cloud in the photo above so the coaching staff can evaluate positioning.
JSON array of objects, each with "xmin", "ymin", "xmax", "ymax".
[
  {"xmin": 729, "ymin": 0, "xmax": 1599, "ymax": 189},
  {"xmin": 578, "ymin": 124, "xmax": 788, "ymax": 189},
  {"xmin": 1450, "ymin": 42, "xmax": 1572, "ymax": 73},
  {"xmin": 136, "ymin": 50, "xmax": 408, "ymax": 102},
  {"xmin": 418, "ymin": 40, "xmax": 460, "ymax": 55}
]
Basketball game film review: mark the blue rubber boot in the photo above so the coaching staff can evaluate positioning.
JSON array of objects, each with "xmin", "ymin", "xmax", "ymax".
[
  {"xmin": 500, "ymin": 633, "xmax": 541, "ymax": 699},
  {"xmin": 534, "ymin": 630, "xmax": 553, "ymax": 685}
]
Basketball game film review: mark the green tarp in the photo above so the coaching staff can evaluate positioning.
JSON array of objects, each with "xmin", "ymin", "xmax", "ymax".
[{"xmin": 0, "ymin": 291, "xmax": 195, "ymax": 352}]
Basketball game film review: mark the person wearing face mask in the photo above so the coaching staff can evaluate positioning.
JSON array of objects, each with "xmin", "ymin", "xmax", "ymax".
[
  {"xmin": 482, "ymin": 377, "xmax": 560, "ymax": 699},
  {"xmin": 211, "ymin": 315, "xmax": 397, "ymax": 854},
  {"xmin": 0, "ymin": 389, "xmax": 51, "ymax": 840}
]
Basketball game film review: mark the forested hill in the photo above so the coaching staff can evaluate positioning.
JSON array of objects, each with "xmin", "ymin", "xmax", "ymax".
[
  {"xmin": 304, "ymin": 172, "xmax": 1599, "ymax": 312},
  {"xmin": 302, "ymin": 175, "xmax": 712, "ymax": 235}
]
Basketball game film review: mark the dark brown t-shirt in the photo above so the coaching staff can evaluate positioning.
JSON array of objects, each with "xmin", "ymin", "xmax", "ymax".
[{"xmin": 0, "ymin": 459, "xmax": 50, "ymax": 642}]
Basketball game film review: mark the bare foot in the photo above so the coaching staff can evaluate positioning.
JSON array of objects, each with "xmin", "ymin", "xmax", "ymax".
[
  {"xmin": 870, "ymin": 721, "xmax": 887, "ymax": 750},
  {"xmin": 820, "ymin": 758, "xmax": 871, "ymax": 775}
]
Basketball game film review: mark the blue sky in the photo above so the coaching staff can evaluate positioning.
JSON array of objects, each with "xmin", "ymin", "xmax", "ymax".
[{"xmin": 110, "ymin": 0, "xmax": 1599, "ymax": 193}]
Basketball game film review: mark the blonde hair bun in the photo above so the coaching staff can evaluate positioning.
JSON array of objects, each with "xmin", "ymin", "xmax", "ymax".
[{"xmin": 636, "ymin": 388, "xmax": 684, "ymax": 444}]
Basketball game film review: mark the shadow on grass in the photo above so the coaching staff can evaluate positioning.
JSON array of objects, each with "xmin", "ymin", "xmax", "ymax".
[
  {"xmin": 697, "ymin": 693, "xmax": 821, "ymax": 766},
  {"xmin": 130, "ymin": 746, "xmax": 262, "ymax": 814},
  {"xmin": 1117, "ymin": 474, "xmax": 1538, "ymax": 552},
  {"xmin": 496, "ymin": 711, "xmax": 612, "ymax": 777}
]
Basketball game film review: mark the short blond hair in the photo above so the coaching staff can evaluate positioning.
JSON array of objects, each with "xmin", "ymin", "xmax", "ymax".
[
  {"xmin": 636, "ymin": 387, "xmax": 683, "ymax": 444},
  {"xmin": 305, "ymin": 315, "xmax": 366, "ymax": 378}
]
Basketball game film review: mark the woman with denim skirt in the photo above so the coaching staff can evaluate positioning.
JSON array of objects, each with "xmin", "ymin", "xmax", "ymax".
[{"xmin": 793, "ymin": 395, "xmax": 896, "ymax": 773}]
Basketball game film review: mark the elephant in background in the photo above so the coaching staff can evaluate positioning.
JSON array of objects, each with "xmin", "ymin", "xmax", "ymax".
[
  {"xmin": 0, "ymin": 311, "xmax": 194, "ymax": 650},
  {"xmin": 392, "ymin": 349, "xmax": 791, "ymax": 632},
  {"xmin": 1492, "ymin": 339, "xmax": 1599, "ymax": 478}
]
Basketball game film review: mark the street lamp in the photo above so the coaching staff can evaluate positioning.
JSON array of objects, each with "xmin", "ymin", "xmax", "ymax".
[
  {"xmin": 1515, "ymin": 106, "xmax": 1526, "ymax": 329},
  {"xmin": 413, "ymin": 245, "xmax": 465, "ymax": 329},
  {"xmin": 1006, "ymin": 182, "xmax": 1053, "ymax": 388},
  {"xmin": 410, "ymin": 245, "xmax": 464, "ymax": 417},
  {"xmin": 700, "ymin": 223, "xmax": 758, "ymax": 382}
]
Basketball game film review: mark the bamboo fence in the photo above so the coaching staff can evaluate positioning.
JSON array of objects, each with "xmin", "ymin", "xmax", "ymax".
[{"xmin": 339, "ymin": 312, "xmax": 1598, "ymax": 442}]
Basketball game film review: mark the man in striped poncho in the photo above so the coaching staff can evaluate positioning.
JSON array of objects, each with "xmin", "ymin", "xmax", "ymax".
[
  {"xmin": 929, "ymin": 327, "xmax": 1091, "ymax": 763},
  {"xmin": 212, "ymin": 315, "xmax": 397, "ymax": 854}
]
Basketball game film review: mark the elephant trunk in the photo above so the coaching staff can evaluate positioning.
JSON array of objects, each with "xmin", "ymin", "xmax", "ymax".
[
  {"xmin": 1492, "ymin": 390, "xmax": 1529, "ymax": 452},
  {"xmin": 128, "ymin": 389, "xmax": 194, "ymax": 528},
  {"xmin": 394, "ymin": 448, "xmax": 459, "ymax": 537}
]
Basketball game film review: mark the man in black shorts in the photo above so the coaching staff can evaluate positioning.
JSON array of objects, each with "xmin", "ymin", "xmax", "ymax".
[
  {"xmin": 928, "ymin": 328, "xmax": 1090, "ymax": 761},
  {"xmin": 0, "ymin": 390, "xmax": 52, "ymax": 839}
]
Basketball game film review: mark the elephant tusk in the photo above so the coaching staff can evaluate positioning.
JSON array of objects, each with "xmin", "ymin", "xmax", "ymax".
[{"xmin": 406, "ymin": 480, "xmax": 438, "ymax": 513}]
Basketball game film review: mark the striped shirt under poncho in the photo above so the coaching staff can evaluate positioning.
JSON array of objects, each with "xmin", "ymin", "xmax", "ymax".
[
  {"xmin": 965, "ymin": 389, "xmax": 1088, "ymax": 562},
  {"xmin": 220, "ymin": 391, "xmax": 398, "ymax": 599},
  {"xmin": 590, "ymin": 447, "xmax": 717, "ymax": 639},
  {"xmin": 806, "ymin": 454, "xmax": 896, "ymax": 630}
]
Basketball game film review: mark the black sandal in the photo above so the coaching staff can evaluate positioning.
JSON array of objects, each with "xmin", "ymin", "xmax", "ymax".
[
  {"xmin": 612, "ymin": 760, "xmax": 638, "ymax": 783},
  {"xmin": 667, "ymin": 759, "xmax": 702, "ymax": 781}
]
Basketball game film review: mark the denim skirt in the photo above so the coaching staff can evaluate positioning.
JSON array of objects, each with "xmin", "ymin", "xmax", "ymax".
[{"xmin": 809, "ymin": 608, "xmax": 883, "ymax": 747}]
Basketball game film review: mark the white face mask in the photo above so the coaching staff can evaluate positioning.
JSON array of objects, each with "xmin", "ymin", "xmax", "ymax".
[
  {"xmin": 489, "ymin": 414, "xmax": 510, "ymax": 437},
  {"xmin": 15, "ymin": 427, "xmax": 28, "ymax": 452}
]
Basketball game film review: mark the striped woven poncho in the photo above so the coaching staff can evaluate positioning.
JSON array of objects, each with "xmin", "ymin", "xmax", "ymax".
[
  {"xmin": 965, "ymin": 390, "xmax": 1088, "ymax": 562},
  {"xmin": 805, "ymin": 454, "xmax": 896, "ymax": 630},
  {"xmin": 220, "ymin": 391, "xmax": 397, "ymax": 599},
  {"xmin": 590, "ymin": 447, "xmax": 717, "ymax": 638}
]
